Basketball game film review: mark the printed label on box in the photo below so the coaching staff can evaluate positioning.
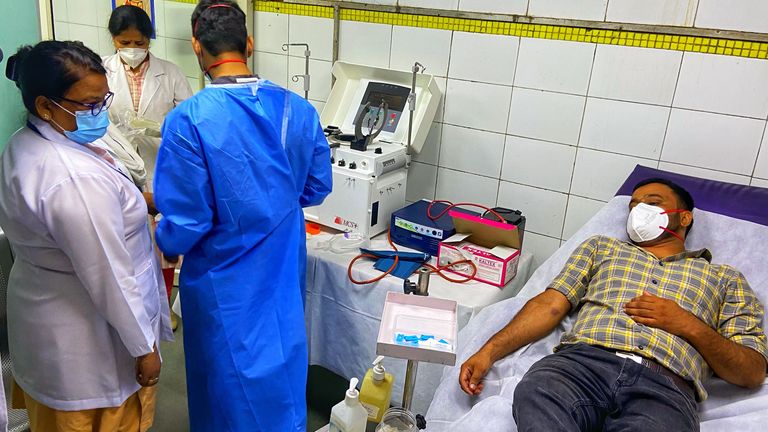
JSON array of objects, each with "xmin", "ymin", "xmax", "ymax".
[
  {"xmin": 462, "ymin": 245, "xmax": 508, "ymax": 285},
  {"xmin": 439, "ymin": 242, "xmax": 519, "ymax": 287}
]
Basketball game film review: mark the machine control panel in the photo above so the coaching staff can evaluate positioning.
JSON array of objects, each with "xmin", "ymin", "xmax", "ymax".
[
  {"xmin": 394, "ymin": 217, "xmax": 445, "ymax": 239},
  {"xmin": 326, "ymin": 141, "xmax": 408, "ymax": 178},
  {"xmin": 353, "ymin": 82, "xmax": 410, "ymax": 135}
]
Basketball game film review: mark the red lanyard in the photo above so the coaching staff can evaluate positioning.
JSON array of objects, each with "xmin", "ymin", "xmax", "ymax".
[{"xmin": 205, "ymin": 59, "xmax": 247, "ymax": 75}]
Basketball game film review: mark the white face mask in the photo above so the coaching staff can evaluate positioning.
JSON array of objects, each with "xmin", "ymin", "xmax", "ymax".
[
  {"xmin": 118, "ymin": 48, "xmax": 149, "ymax": 69},
  {"xmin": 626, "ymin": 203, "xmax": 672, "ymax": 243}
]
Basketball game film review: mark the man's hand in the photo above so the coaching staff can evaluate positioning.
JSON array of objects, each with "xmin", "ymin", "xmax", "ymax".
[
  {"xmin": 624, "ymin": 291, "xmax": 698, "ymax": 337},
  {"xmin": 459, "ymin": 350, "xmax": 493, "ymax": 396},
  {"xmin": 136, "ymin": 345, "xmax": 161, "ymax": 387},
  {"xmin": 456, "ymin": 289, "xmax": 572, "ymax": 396}
]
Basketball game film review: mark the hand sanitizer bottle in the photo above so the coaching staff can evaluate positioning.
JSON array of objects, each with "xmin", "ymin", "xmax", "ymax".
[
  {"xmin": 330, "ymin": 377, "xmax": 368, "ymax": 432},
  {"xmin": 359, "ymin": 356, "xmax": 394, "ymax": 423}
]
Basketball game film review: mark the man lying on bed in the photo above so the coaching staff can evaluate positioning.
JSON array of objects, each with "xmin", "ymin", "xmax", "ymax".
[{"xmin": 459, "ymin": 178, "xmax": 768, "ymax": 432}]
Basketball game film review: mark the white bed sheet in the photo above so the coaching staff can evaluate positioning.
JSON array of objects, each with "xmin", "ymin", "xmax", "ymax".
[{"xmin": 425, "ymin": 196, "xmax": 768, "ymax": 431}]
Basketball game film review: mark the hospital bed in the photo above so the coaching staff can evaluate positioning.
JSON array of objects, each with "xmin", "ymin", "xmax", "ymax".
[{"xmin": 424, "ymin": 165, "xmax": 768, "ymax": 432}]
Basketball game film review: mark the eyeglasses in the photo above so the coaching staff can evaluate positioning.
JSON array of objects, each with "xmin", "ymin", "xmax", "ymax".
[{"xmin": 56, "ymin": 91, "xmax": 114, "ymax": 116}]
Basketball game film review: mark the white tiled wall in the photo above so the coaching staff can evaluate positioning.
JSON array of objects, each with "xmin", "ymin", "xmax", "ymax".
[
  {"xmin": 579, "ymin": 99, "xmax": 669, "ymax": 159},
  {"xmin": 507, "ymin": 88, "xmax": 586, "ymax": 145},
  {"xmin": 391, "ymin": 26, "xmax": 452, "ymax": 77},
  {"xmin": 53, "ymin": 0, "xmax": 202, "ymax": 89},
  {"xmin": 338, "ymin": 21, "xmax": 392, "ymax": 68},
  {"xmin": 444, "ymin": 80, "xmax": 512, "ymax": 133},
  {"xmin": 251, "ymin": 7, "xmax": 768, "ymax": 269},
  {"xmin": 661, "ymin": 109, "xmax": 764, "ymax": 175},
  {"xmin": 588, "ymin": 45, "xmax": 682, "ymax": 106},
  {"xmin": 448, "ymin": 32, "xmax": 518, "ymax": 85},
  {"xmin": 514, "ymin": 39, "xmax": 594, "ymax": 95},
  {"xmin": 458, "ymin": 0, "xmax": 527, "ymax": 15},
  {"xmin": 348, "ymin": 0, "xmax": 768, "ymax": 33},
  {"xmin": 695, "ymin": 0, "xmax": 768, "ymax": 33},
  {"xmin": 673, "ymin": 54, "xmax": 768, "ymax": 119},
  {"xmin": 528, "ymin": 0, "xmax": 609, "ymax": 22},
  {"xmin": 606, "ymin": 0, "xmax": 698, "ymax": 27},
  {"xmin": 51, "ymin": 2, "xmax": 768, "ymax": 270}
]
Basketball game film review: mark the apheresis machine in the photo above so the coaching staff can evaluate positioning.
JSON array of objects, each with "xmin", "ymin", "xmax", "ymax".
[{"xmin": 304, "ymin": 62, "xmax": 441, "ymax": 237}]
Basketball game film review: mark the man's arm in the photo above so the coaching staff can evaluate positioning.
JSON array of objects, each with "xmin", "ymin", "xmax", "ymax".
[
  {"xmin": 625, "ymin": 291, "xmax": 767, "ymax": 388},
  {"xmin": 459, "ymin": 289, "xmax": 571, "ymax": 395},
  {"xmin": 154, "ymin": 124, "xmax": 215, "ymax": 257},
  {"xmin": 684, "ymin": 318, "xmax": 766, "ymax": 387}
]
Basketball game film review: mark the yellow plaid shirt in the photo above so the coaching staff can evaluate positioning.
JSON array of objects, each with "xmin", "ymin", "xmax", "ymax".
[{"xmin": 550, "ymin": 235, "xmax": 768, "ymax": 400}]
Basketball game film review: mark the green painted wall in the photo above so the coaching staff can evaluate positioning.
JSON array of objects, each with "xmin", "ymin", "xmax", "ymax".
[{"xmin": 0, "ymin": 2, "xmax": 41, "ymax": 148}]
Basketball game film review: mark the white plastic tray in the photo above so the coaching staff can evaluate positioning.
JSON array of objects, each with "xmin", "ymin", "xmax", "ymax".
[{"xmin": 376, "ymin": 292, "xmax": 458, "ymax": 366}]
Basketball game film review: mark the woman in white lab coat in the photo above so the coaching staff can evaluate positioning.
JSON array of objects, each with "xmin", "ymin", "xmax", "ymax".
[
  {"xmin": 0, "ymin": 41, "xmax": 172, "ymax": 431},
  {"xmin": 104, "ymin": 5, "xmax": 193, "ymax": 322},
  {"xmin": 104, "ymin": 4, "xmax": 192, "ymax": 193}
]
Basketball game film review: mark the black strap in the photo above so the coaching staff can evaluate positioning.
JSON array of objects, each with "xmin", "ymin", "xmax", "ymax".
[{"xmin": 26, "ymin": 120, "xmax": 41, "ymax": 136}]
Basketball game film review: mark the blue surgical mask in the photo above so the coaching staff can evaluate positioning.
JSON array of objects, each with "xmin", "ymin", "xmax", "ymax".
[{"xmin": 49, "ymin": 100, "xmax": 110, "ymax": 145}]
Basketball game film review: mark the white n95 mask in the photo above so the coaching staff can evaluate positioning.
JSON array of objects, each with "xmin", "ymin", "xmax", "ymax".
[
  {"xmin": 118, "ymin": 48, "xmax": 149, "ymax": 69},
  {"xmin": 626, "ymin": 203, "xmax": 682, "ymax": 243}
]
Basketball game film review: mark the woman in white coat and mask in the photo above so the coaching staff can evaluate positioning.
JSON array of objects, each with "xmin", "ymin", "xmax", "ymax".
[
  {"xmin": 104, "ymin": 5, "xmax": 192, "ymax": 325},
  {"xmin": 0, "ymin": 40, "xmax": 172, "ymax": 432}
]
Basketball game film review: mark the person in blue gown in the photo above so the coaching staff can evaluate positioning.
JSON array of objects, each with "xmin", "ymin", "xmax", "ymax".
[{"xmin": 152, "ymin": 1, "xmax": 332, "ymax": 430}]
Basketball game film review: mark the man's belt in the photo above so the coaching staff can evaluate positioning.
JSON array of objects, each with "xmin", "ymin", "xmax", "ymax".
[{"xmin": 597, "ymin": 346, "xmax": 696, "ymax": 399}]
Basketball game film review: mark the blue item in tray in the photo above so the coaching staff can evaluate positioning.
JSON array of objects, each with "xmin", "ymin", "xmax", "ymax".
[{"xmin": 394, "ymin": 332, "xmax": 452, "ymax": 351}]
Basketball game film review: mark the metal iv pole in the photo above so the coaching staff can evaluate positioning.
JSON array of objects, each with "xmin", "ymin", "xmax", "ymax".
[
  {"xmin": 406, "ymin": 62, "xmax": 426, "ymax": 155},
  {"xmin": 282, "ymin": 43, "xmax": 311, "ymax": 100}
]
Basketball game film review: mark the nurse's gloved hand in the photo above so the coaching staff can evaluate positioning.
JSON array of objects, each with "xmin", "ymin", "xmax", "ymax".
[{"xmin": 136, "ymin": 344, "xmax": 161, "ymax": 387}]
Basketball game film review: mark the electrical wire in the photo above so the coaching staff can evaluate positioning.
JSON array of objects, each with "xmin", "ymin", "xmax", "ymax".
[
  {"xmin": 347, "ymin": 230, "xmax": 478, "ymax": 285},
  {"xmin": 347, "ymin": 231, "xmax": 401, "ymax": 285},
  {"xmin": 426, "ymin": 200, "xmax": 507, "ymax": 224},
  {"xmin": 422, "ymin": 259, "xmax": 478, "ymax": 283},
  {"xmin": 347, "ymin": 199, "xmax": 510, "ymax": 285}
]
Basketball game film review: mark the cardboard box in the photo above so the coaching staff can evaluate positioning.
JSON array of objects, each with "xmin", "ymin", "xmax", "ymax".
[{"xmin": 437, "ymin": 210, "xmax": 523, "ymax": 288}]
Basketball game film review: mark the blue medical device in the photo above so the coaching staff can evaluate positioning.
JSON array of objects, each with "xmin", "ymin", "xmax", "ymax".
[
  {"xmin": 390, "ymin": 200, "xmax": 469, "ymax": 256},
  {"xmin": 361, "ymin": 249, "xmax": 431, "ymax": 279}
]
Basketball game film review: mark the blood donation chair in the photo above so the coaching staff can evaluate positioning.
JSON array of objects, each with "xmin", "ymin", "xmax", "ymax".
[{"xmin": 425, "ymin": 165, "xmax": 768, "ymax": 432}]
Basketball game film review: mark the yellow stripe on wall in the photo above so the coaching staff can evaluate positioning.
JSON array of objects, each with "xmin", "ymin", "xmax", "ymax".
[{"xmin": 255, "ymin": 0, "xmax": 768, "ymax": 60}]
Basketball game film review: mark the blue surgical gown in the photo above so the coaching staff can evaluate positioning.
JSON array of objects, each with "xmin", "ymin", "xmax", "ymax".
[{"xmin": 153, "ymin": 79, "xmax": 332, "ymax": 432}]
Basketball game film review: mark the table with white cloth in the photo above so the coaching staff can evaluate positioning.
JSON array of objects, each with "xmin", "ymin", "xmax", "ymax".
[{"xmin": 304, "ymin": 233, "xmax": 533, "ymax": 415}]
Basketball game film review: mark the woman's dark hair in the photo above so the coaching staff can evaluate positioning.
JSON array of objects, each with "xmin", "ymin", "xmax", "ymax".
[
  {"xmin": 108, "ymin": 5, "xmax": 155, "ymax": 39},
  {"xmin": 191, "ymin": 0, "xmax": 247, "ymax": 56},
  {"xmin": 4, "ymin": 40, "xmax": 106, "ymax": 116}
]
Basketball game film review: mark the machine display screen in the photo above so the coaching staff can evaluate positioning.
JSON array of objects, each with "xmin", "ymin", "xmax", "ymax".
[
  {"xmin": 356, "ymin": 82, "xmax": 411, "ymax": 134},
  {"xmin": 366, "ymin": 90, "xmax": 407, "ymax": 112}
]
